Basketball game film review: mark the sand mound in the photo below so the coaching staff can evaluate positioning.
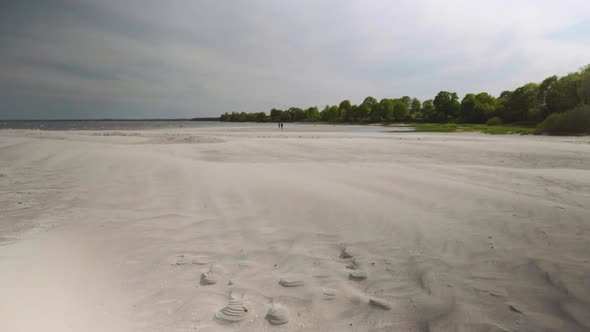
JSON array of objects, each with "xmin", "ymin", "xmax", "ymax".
[
  {"xmin": 174, "ymin": 255, "xmax": 188, "ymax": 265},
  {"xmin": 349, "ymin": 270, "xmax": 367, "ymax": 280},
  {"xmin": 200, "ymin": 271, "xmax": 217, "ymax": 285},
  {"xmin": 215, "ymin": 297, "xmax": 248, "ymax": 323},
  {"xmin": 340, "ymin": 246, "xmax": 355, "ymax": 259},
  {"xmin": 369, "ymin": 297, "xmax": 392, "ymax": 310},
  {"xmin": 346, "ymin": 257, "xmax": 366, "ymax": 270},
  {"xmin": 279, "ymin": 277, "xmax": 304, "ymax": 287},
  {"xmin": 265, "ymin": 304, "xmax": 289, "ymax": 325}
]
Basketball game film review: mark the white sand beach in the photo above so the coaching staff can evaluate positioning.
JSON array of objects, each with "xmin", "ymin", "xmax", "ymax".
[{"xmin": 1, "ymin": 125, "xmax": 589, "ymax": 331}]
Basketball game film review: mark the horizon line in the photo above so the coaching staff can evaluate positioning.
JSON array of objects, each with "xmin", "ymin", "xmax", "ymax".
[{"xmin": 0, "ymin": 117, "xmax": 221, "ymax": 121}]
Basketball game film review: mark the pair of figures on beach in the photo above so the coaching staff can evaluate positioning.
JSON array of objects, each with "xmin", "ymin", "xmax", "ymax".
[{"xmin": 278, "ymin": 122, "xmax": 284, "ymax": 129}]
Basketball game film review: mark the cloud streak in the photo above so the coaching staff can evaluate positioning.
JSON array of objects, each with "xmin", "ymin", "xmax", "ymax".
[{"xmin": 1, "ymin": 0, "xmax": 589, "ymax": 119}]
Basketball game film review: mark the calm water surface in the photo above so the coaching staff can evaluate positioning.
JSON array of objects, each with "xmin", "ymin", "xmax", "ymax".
[{"xmin": 0, "ymin": 120, "xmax": 414, "ymax": 132}]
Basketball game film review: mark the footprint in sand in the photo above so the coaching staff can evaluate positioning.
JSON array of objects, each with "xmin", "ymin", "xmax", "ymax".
[
  {"xmin": 215, "ymin": 297, "xmax": 248, "ymax": 323},
  {"xmin": 265, "ymin": 303, "xmax": 289, "ymax": 325},
  {"xmin": 279, "ymin": 277, "xmax": 304, "ymax": 287}
]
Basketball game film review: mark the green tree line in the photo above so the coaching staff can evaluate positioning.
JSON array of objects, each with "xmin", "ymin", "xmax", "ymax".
[{"xmin": 220, "ymin": 65, "xmax": 590, "ymax": 133}]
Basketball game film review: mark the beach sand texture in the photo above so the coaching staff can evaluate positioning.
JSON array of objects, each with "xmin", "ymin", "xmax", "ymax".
[{"xmin": 1, "ymin": 126, "xmax": 589, "ymax": 331}]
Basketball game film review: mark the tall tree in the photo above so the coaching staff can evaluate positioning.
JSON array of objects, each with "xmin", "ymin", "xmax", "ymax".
[
  {"xmin": 270, "ymin": 108, "xmax": 283, "ymax": 122},
  {"xmin": 362, "ymin": 96, "xmax": 378, "ymax": 109},
  {"xmin": 578, "ymin": 65, "xmax": 590, "ymax": 105},
  {"xmin": 393, "ymin": 100, "xmax": 409, "ymax": 121},
  {"xmin": 538, "ymin": 75, "xmax": 558, "ymax": 117},
  {"xmin": 339, "ymin": 100, "xmax": 352, "ymax": 122},
  {"xmin": 359, "ymin": 104, "xmax": 371, "ymax": 121},
  {"xmin": 546, "ymin": 74, "xmax": 582, "ymax": 115},
  {"xmin": 475, "ymin": 92, "xmax": 497, "ymax": 120},
  {"xmin": 421, "ymin": 99, "xmax": 435, "ymax": 122},
  {"xmin": 459, "ymin": 92, "xmax": 496, "ymax": 123},
  {"xmin": 339, "ymin": 100, "xmax": 352, "ymax": 113},
  {"xmin": 500, "ymin": 83, "xmax": 539, "ymax": 123},
  {"xmin": 378, "ymin": 99, "xmax": 395, "ymax": 122},
  {"xmin": 305, "ymin": 106, "xmax": 320, "ymax": 120},
  {"xmin": 321, "ymin": 105, "xmax": 340, "ymax": 122},
  {"xmin": 460, "ymin": 93, "xmax": 478, "ymax": 123},
  {"xmin": 433, "ymin": 91, "xmax": 460, "ymax": 122},
  {"xmin": 288, "ymin": 107, "xmax": 306, "ymax": 121},
  {"xmin": 400, "ymin": 96, "xmax": 412, "ymax": 107},
  {"xmin": 410, "ymin": 98, "xmax": 421, "ymax": 114}
]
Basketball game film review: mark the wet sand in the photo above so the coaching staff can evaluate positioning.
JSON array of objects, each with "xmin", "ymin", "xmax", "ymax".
[{"xmin": 1, "ymin": 126, "xmax": 589, "ymax": 331}]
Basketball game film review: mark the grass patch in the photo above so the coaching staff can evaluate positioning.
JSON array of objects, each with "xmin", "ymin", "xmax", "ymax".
[
  {"xmin": 408, "ymin": 123, "xmax": 536, "ymax": 134},
  {"xmin": 412, "ymin": 123, "xmax": 459, "ymax": 132}
]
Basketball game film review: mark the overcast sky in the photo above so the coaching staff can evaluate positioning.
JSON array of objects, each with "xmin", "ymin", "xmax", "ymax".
[{"xmin": 1, "ymin": 0, "xmax": 589, "ymax": 119}]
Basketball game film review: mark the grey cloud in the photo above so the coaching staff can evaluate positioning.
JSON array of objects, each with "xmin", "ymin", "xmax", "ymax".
[{"xmin": 1, "ymin": 0, "xmax": 590, "ymax": 119}]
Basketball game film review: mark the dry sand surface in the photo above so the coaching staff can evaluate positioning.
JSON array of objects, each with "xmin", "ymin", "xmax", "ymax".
[{"xmin": 1, "ymin": 125, "xmax": 589, "ymax": 332}]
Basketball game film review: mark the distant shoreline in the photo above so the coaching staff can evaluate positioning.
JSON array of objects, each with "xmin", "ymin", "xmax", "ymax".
[{"xmin": 0, "ymin": 118, "xmax": 221, "ymax": 122}]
